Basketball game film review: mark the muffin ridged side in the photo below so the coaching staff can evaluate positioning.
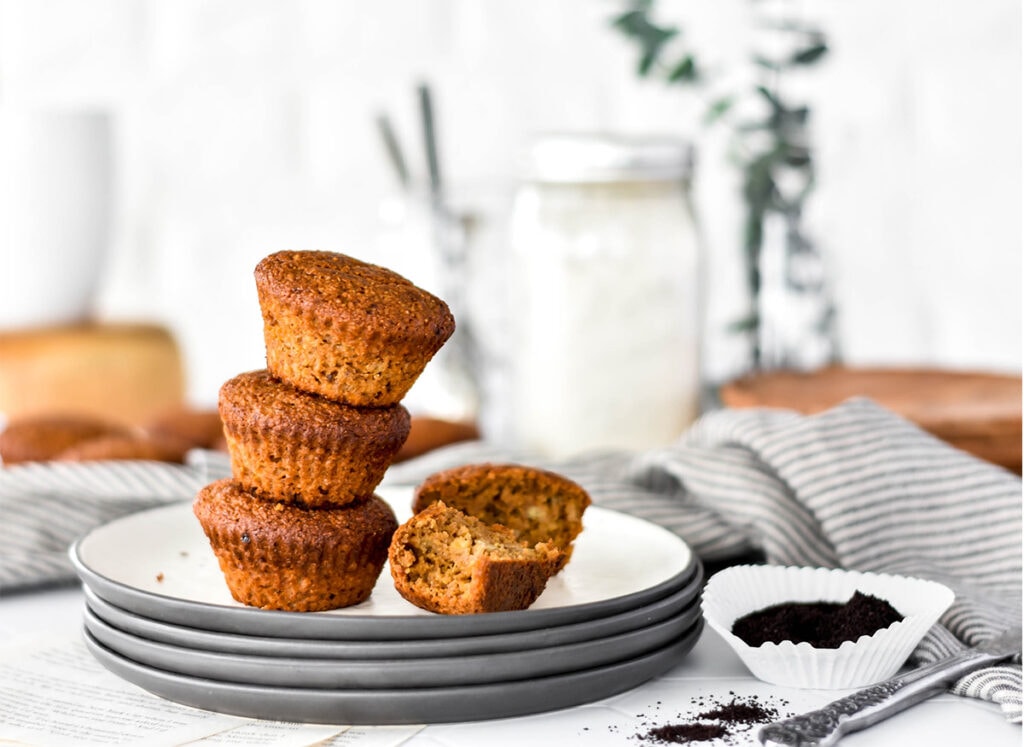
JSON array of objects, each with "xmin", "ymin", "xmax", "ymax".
[
  {"xmin": 194, "ymin": 479, "xmax": 398, "ymax": 611},
  {"xmin": 219, "ymin": 369, "xmax": 410, "ymax": 507}
]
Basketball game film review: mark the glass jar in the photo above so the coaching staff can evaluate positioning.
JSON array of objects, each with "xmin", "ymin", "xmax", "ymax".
[{"xmin": 502, "ymin": 133, "xmax": 701, "ymax": 458}]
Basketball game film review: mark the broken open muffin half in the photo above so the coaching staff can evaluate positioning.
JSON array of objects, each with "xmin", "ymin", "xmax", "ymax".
[{"xmin": 388, "ymin": 501, "xmax": 563, "ymax": 615}]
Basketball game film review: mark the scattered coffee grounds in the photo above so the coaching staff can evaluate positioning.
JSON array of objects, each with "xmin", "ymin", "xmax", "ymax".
[
  {"xmin": 642, "ymin": 723, "xmax": 727, "ymax": 743},
  {"xmin": 630, "ymin": 692, "xmax": 790, "ymax": 745},
  {"xmin": 696, "ymin": 696, "xmax": 776, "ymax": 724},
  {"xmin": 732, "ymin": 590, "xmax": 903, "ymax": 648}
]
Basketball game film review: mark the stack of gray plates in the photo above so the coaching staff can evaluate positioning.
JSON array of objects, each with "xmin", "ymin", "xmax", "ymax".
[{"xmin": 70, "ymin": 487, "xmax": 704, "ymax": 724}]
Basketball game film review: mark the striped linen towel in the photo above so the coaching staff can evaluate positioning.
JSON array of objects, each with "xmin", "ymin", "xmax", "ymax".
[
  {"xmin": 0, "ymin": 398, "xmax": 1019, "ymax": 720},
  {"xmin": 382, "ymin": 398, "xmax": 1022, "ymax": 722},
  {"xmin": 0, "ymin": 456, "xmax": 214, "ymax": 592}
]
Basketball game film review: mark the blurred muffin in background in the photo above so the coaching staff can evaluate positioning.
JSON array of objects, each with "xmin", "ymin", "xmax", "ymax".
[
  {"xmin": 55, "ymin": 432, "xmax": 192, "ymax": 464},
  {"xmin": 0, "ymin": 414, "xmax": 130, "ymax": 465}
]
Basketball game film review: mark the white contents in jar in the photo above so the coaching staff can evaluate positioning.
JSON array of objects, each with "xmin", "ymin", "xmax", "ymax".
[{"xmin": 506, "ymin": 150, "xmax": 701, "ymax": 458}]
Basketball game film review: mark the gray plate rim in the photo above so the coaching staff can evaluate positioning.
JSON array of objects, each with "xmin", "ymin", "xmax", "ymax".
[
  {"xmin": 83, "ymin": 620, "xmax": 703, "ymax": 724},
  {"xmin": 83, "ymin": 602, "xmax": 704, "ymax": 689},
  {"xmin": 69, "ymin": 505, "xmax": 700, "ymax": 640},
  {"xmin": 83, "ymin": 571, "xmax": 702, "ymax": 659}
]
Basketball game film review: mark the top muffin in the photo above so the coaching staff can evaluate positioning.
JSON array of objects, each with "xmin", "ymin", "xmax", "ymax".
[{"xmin": 254, "ymin": 251, "xmax": 455, "ymax": 406}]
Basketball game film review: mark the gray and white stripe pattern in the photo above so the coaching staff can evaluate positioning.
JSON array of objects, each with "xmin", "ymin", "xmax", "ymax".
[
  {"xmin": 0, "ymin": 459, "xmax": 211, "ymax": 592},
  {"xmin": 383, "ymin": 398, "xmax": 1023, "ymax": 722},
  {"xmin": 1, "ymin": 398, "xmax": 1019, "ymax": 721}
]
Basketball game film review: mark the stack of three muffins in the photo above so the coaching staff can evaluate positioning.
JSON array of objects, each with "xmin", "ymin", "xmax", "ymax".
[{"xmin": 194, "ymin": 251, "xmax": 455, "ymax": 612}]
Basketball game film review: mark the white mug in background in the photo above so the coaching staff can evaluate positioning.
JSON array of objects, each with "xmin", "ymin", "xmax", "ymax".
[{"xmin": 0, "ymin": 109, "xmax": 113, "ymax": 330}]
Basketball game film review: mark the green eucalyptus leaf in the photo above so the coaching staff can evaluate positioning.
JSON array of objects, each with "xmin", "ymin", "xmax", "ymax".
[
  {"xmin": 735, "ymin": 119, "xmax": 775, "ymax": 133},
  {"xmin": 744, "ymin": 208, "xmax": 766, "ymax": 258},
  {"xmin": 783, "ymin": 150, "xmax": 811, "ymax": 168},
  {"xmin": 783, "ymin": 106, "xmax": 810, "ymax": 126},
  {"xmin": 611, "ymin": 9, "xmax": 650, "ymax": 37},
  {"xmin": 756, "ymin": 85, "xmax": 783, "ymax": 111},
  {"xmin": 753, "ymin": 54, "xmax": 780, "ymax": 70},
  {"xmin": 728, "ymin": 314, "xmax": 760, "ymax": 334},
  {"xmin": 816, "ymin": 305, "xmax": 838, "ymax": 335},
  {"xmin": 668, "ymin": 55, "xmax": 698, "ymax": 82},
  {"xmin": 791, "ymin": 43, "xmax": 828, "ymax": 65},
  {"xmin": 610, "ymin": 7, "xmax": 678, "ymax": 77},
  {"xmin": 638, "ymin": 48, "xmax": 658, "ymax": 75},
  {"xmin": 610, "ymin": 15, "xmax": 675, "ymax": 75},
  {"xmin": 704, "ymin": 96, "xmax": 734, "ymax": 124}
]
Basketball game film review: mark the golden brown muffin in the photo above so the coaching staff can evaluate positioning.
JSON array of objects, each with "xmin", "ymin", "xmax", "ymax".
[
  {"xmin": 254, "ymin": 251, "xmax": 455, "ymax": 406},
  {"xmin": 144, "ymin": 406, "xmax": 225, "ymax": 451},
  {"xmin": 193, "ymin": 479, "xmax": 398, "ymax": 612},
  {"xmin": 412, "ymin": 463, "xmax": 591, "ymax": 572},
  {"xmin": 389, "ymin": 501, "xmax": 562, "ymax": 615},
  {"xmin": 56, "ymin": 433, "xmax": 191, "ymax": 463},
  {"xmin": 219, "ymin": 370, "xmax": 411, "ymax": 507},
  {"xmin": 0, "ymin": 414, "xmax": 131, "ymax": 465}
]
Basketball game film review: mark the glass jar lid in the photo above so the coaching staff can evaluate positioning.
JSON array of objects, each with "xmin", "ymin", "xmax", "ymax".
[{"xmin": 521, "ymin": 132, "xmax": 693, "ymax": 184}]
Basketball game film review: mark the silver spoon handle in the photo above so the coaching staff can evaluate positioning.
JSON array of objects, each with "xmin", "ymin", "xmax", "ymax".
[{"xmin": 758, "ymin": 650, "xmax": 997, "ymax": 747}]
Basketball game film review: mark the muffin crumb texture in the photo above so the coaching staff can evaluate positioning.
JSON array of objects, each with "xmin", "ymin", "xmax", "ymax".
[
  {"xmin": 389, "ymin": 502, "xmax": 562, "ymax": 615},
  {"xmin": 412, "ymin": 463, "xmax": 591, "ymax": 572}
]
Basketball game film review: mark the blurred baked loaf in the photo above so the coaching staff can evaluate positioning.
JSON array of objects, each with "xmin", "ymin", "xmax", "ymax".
[
  {"xmin": 194, "ymin": 479, "xmax": 398, "ymax": 612},
  {"xmin": 389, "ymin": 501, "xmax": 562, "ymax": 615},
  {"xmin": 412, "ymin": 463, "xmax": 591, "ymax": 571},
  {"xmin": 0, "ymin": 323, "xmax": 184, "ymax": 427},
  {"xmin": 254, "ymin": 251, "xmax": 455, "ymax": 407},
  {"xmin": 219, "ymin": 369, "xmax": 410, "ymax": 507}
]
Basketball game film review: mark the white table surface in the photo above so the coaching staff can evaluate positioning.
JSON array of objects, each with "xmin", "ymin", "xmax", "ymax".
[{"xmin": 0, "ymin": 586, "xmax": 1017, "ymax": 747}]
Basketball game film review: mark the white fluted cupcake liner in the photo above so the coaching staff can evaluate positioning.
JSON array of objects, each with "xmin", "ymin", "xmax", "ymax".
[{"xmin": 702, "ymin": 564, "xmax": 954, "ymax": 689}]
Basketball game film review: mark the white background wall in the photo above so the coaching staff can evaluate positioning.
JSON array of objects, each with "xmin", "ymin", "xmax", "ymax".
[{"xmin": 0, "ymin": 0, "xmax": 1019, "ymax": 413}]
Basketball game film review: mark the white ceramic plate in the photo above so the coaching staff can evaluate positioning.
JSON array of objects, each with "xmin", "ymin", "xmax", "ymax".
[
  {"xmin": 71, "ymin": 487, "xmax": 697, "ymax": 640},
  {"xmin": 83, "ymin": 620, "xmax": 703, "ymax": 724},
  {"xmin": 83, "ymin": 573, "xmax": 702, "ymax": 659}
]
